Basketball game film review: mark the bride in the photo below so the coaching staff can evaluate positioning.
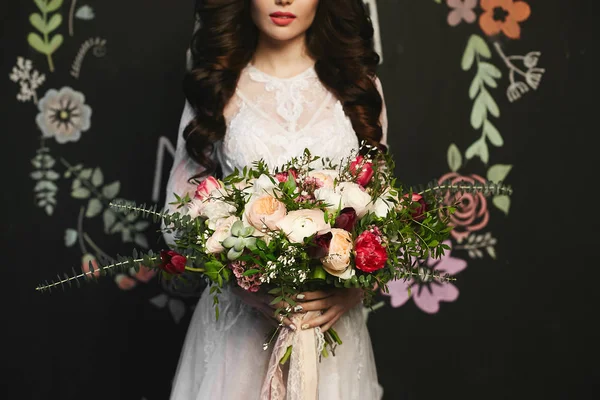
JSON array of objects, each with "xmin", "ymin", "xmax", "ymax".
[{"xmin": 164, "ymin": 1, "xmax": 389, "ymax": 399}]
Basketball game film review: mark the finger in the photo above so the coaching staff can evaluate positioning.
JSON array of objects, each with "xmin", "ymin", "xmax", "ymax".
[
  {"xmin": 321, "ymin": 313, "xmax": 342, "ymax": 333},
  {"xmin": 300, "ymin": 306, "xmax": 341, "ymax": 330},
  {"xmin": 294, "ymin": 290, "xmax": 334, "ymax": 302},
  {"xmin": 294, "ymin": 297, "xmax": 335, "ymax": 313},
  {"xmin": 273, "ymin": 312, "xmax": 296, "ymax": 330}
]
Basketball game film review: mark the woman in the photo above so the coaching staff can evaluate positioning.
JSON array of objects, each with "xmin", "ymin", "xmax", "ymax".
[{"xmin": 164, "ymin": 0, "xmax": 389, "ymax": 398}]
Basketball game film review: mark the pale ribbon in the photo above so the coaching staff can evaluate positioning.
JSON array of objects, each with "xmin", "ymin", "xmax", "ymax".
[{"xmin": 260, "ymin": 311, "xmax": 321, "ymax": 400}]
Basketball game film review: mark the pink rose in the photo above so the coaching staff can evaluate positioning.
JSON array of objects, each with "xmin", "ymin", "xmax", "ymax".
[
  {"xmin": 438, "ymin": 172, "xmax": 490, "ymax": 243},
  {"xmin": 349, "ymin": 155, "xmax": 374, "ymax": 186},
  {"xmin": 195, "ymin": 176, "xmax": 223, "ymax": 200}
]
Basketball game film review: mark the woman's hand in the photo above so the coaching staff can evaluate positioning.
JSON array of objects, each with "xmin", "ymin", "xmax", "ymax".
[
  {"xmin": 292, "ymin": 288, "xmax": 364, "ymax": 332},
  {"xmin": 230, "ymin": 286, "xmax": 296, "ymax": 330}
]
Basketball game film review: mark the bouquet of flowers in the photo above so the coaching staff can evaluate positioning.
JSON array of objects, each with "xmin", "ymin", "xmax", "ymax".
[{"xmin": 37, "ymin": 145, "xmax": 511, "ymax": 372}]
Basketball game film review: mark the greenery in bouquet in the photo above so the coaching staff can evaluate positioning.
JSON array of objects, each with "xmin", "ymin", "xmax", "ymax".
[{"xmin": 36, "ymin": 144, "xmax": 512, "ymax": 359}]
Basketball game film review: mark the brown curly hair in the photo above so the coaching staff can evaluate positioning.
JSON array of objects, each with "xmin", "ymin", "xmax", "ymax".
[{"xmin": 183, "ymin": 0, "xmax": 384, "ymax": 177}]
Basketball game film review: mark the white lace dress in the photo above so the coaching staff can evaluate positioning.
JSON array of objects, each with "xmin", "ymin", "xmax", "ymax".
[{"xmin": 165, "ymin": 63, "xmax": 388, "ymax": 400}]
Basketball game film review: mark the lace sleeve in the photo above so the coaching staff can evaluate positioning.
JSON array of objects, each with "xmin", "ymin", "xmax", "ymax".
[
  {"xmin": 373, "ymin": 76, "xmax": 388, "ymax": 147},
  {"xmin": 161, "ymin": 100, "xmax": 211, "ymax": 247}
]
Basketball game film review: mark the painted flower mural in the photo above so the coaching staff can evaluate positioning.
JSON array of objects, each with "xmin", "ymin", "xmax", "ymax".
[
  {"xmin": 446, "ymin": 0, "xmax": 477, "ymax": 27},
  {"xmin": 479, "ymin": 0, "xmax": 531, "ymax": 39},
  {"xmin": 438, "ymin": 172, "xmax": 490, "ymax": 243},
  {"xmin": 36, "ymin": 87, "xmax": 92, "ymax": 144},
  {"xmin": 382, "ymin": 241, "xmax": 467, "ymax": 314}
]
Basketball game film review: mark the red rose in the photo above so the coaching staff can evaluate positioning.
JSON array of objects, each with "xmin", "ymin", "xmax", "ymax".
[
  {"xmin": 406, "ymin": 193, "xmax": 428, "ymax": 222},
  {"xmin": 349, "ymin": 156, "xmax": 374, "ymax": 187},
  {"xmin": 334, "ymin": 207, "xmax": 357, "ymax": 232},
  {"xmin": 354, "ymin": 231, "xmax": 387, "ymax": 273},
  {"xmin": 275, "ymin": 169, "xmax": 298, "ymax": 183},
  {"xmin": 159, "ymin": 250, "xmax": 187, "ymax": 275}
]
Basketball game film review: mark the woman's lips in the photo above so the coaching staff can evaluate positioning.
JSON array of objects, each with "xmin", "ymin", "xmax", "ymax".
[{"xmin": 270, "ymin": 12, "xmax": 296, "ymax": 26}]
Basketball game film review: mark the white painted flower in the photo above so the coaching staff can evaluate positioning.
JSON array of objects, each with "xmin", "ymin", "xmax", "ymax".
[{"xmin": 36, "ymin": 87, "xmax": 92, "ymax": 144}]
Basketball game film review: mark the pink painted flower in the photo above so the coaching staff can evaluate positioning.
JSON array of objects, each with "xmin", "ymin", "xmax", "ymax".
[
  {"xmin": 447, "ymin": 0, "xmax": 477, "ymax": 27},
  {"xmin": 382, "ymin": 241, "xmax": 467, "ymax": 314},
  {"xmin": 438, "ymin": 172, "xmax": 490, "ymax": 243},
  {"xmin": 115, "ymin": 265, "xmax": 157, "ymax": 291}
]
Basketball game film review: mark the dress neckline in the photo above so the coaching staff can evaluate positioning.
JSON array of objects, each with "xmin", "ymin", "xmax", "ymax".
[{"xmin": 246, "ymin": 62, "xmax": 316, "ymax": 82}]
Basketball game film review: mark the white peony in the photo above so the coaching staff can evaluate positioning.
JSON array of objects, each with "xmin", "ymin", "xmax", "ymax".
[
  {"xmin": 276, "ymin": 209, "xmax": 331, "ymax": 244},
  {"xmin": 314, "ymin": 187, "xmax": 343, "ymax": 212},
  {"xmin": 336, "ymin": 182, "xmax": 372, "ymax": 218},
  {"xmin": 252, "ymin": 174, "xmax": 278, "ymax": 196},
  {"xmin": 370, "ymin": 189, "xmax": 398, "ymax": 218}
]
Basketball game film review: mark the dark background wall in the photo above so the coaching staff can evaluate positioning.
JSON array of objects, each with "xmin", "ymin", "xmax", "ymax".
[{"xmin": 1, "ymin": 1, "xmax": 593, "ymax": 399}]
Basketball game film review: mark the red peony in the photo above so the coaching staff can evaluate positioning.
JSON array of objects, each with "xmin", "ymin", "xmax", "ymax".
[
  {"xmin": 159, "ymin": 250, "xmax": 187, "ymax": 275},
  {"xmin": 275, "ymin": 169, "xmax": 298, "ymax": 183},
  {"xmin": 334, "ymin": 207, "xmax": 357, "ymax": 232},
  {"xmin": 349, "ymin": 156, "xmax": 374, "ymax": 186},
  {"xmin": 354, "ymin": 230, "xmax": 387, "ymax": 273}
]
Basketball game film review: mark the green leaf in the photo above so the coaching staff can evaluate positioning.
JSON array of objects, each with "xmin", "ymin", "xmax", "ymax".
[
  {"xmin": 85, "ymin": 198, "xmax": 103, "ymax": 218},
  {"xmin": 30, "ymin": 171, "xmax": 44, "ymax": 180},
  {"xmin": 46, "ymin": 13, "xmax": 62, "ymax": 33},
  {"xmin": 46, "ymin": 0, "xmax": 64, "ymax": 13},
  {"xmin": 134, "ymin": 221, "xmax": 150, "ymax": 231},
  {"xmin": 483, "ymin": 120, "xmax": 503, "ymax": 146},
  {"xmin": 103, "ymin": 209, "xmax": 116, "ymax": 233},
  {"xmin": 469, "ymin": 75, "xmax": 481, "ymax": 100},
  {"xmin": 242, "ymin": 269, "xmax": 259, "ymax": 277},
  {"xmin": 45, "ymin": 204, "xmax": 54, "ymax": 216},
  {"xmin": 46, "ymin": 170, "xmax": 60, "ymax": 180},
  {"xmin": 64, "ymin": 229, "xmax": 78, "ymax": 247},
  {"xmin": 134, "ymin": 233, "xmax": 149, "ymax": 249},
  {"xmin": 29, "ymin": 13, "xmax": 45, "ymax": 33},
  {"xmin": 102, "ymin": 181, "xmax": 120, "ymax": 199},
  {"xmin": 72, "ymin": 187, "xmax": 91, "ymax": 199},
  {"xmin": 465, "ymin": 139, "xmax": 489, "ymax": 164},
  {"xmin": 28, "ymin": 33, "xmax": 48, "ymax": 54},
  {"xmin": 47, "ymin": 34, "xmax": 63, "ymax": 54},
  {"xmin": 492, "ymin": 195, "xmax": 511, "ymax": 215},
  {"xmin": 483, "ymin": 91, "xmax": 500, "ymax": 118},
  {"xmin": 487, "ymin": 164, "xmax": 512, "ymax": 182},
  {"xmin": 461, "ymin": 35, "xmax": 490, "ymax": 71},
  {"xmin": 34, "ymin": 0, "xmax": 47, "ymax": 12},
  {"xmin": 470, "ymin": 92, "xmax": 487, "ymax": 129},
  {"xmin": 447, "ymin": 143, "xmax": 462, "ymax": 172},
  {"xmin": 479, "ymin": 62, "xmax": 502, "ymax": 88},
  {"xmin": 91, "ymin": 168, "xmax": 104, "ymax": 187},
  {"xmin": 80, "ymin": 168, "xmax": 93, "ymax": 180},
  {"xmin": 486, "ymin": 246, "xmax": 497, "ymax": 259}
]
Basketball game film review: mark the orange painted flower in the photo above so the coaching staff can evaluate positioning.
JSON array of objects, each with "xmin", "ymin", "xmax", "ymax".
[{"xmin": 479, "ymin": 0, "xmax": 531, "ymax": 39}]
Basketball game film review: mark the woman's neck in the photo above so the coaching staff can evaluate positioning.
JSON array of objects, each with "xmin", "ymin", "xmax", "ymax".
[{"xmin": 251, "ymin": 33, "xmax": 315, "ymax": 79}]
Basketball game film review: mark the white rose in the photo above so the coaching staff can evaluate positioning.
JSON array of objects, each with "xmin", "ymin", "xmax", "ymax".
[
  {"xmin": 336, "ymin": 182, "xmax": 372, "ymax": 218},
  {"xmin": 202, "ymin": 199, "xmax": 237, "ymax": 226},
  {"xmin": 252, "ymin": 174, "xmax": 278, "ymax": 196},
  {"xmin": 308, "ymin": 169, "xmax": 338, "ymax": 189},
  {"xmin": 314, "ymin": 187, "xmax": 342, "ymax": 212},
  {"xmin": 276, "ymin": 209, "xmax": 331, "ymax": 244},
  {"xmin": 205, "ymin": 216, "xmax": 239, "ymax": 254},
  {"xmin": 321, "ymin": 228, "xmax": 355, "ymax": 279}
]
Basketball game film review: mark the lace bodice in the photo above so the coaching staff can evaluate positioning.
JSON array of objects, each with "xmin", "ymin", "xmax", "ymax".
[{"xmin": 164, "ymin": 63, "xmax": 387, "ymax": 244}]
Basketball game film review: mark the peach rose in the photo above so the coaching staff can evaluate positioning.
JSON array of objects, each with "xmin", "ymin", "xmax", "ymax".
[
  {"xmin": 244, "ymin": 194, "xmax": 287, "ymax": 232},
  {"xmin": 321, "ymin": 228, "xmax": 355, "ymax": 279},
  {"xmin": 276, "ymin": 209, "xmax": 331, "ymax": 244}
]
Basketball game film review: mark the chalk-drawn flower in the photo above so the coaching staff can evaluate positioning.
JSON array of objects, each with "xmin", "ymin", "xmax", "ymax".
[
  {"xmin": 447, "ymin": 0, "xmax": 477, "ymax": 27},
  {"xmin": 479, "ymin": 0, "xmax": 531, "ymax": 39},
  {"xmin": 382, "ymin": 241, "xmax": 467, "ymax": 314},
  {"xmin": 438, "ymin": 172, "xmax": 490, "ymax": 243},
  {"xmin": 36, "ymin": 87, "xmax": 92, "ymax": 144}
]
